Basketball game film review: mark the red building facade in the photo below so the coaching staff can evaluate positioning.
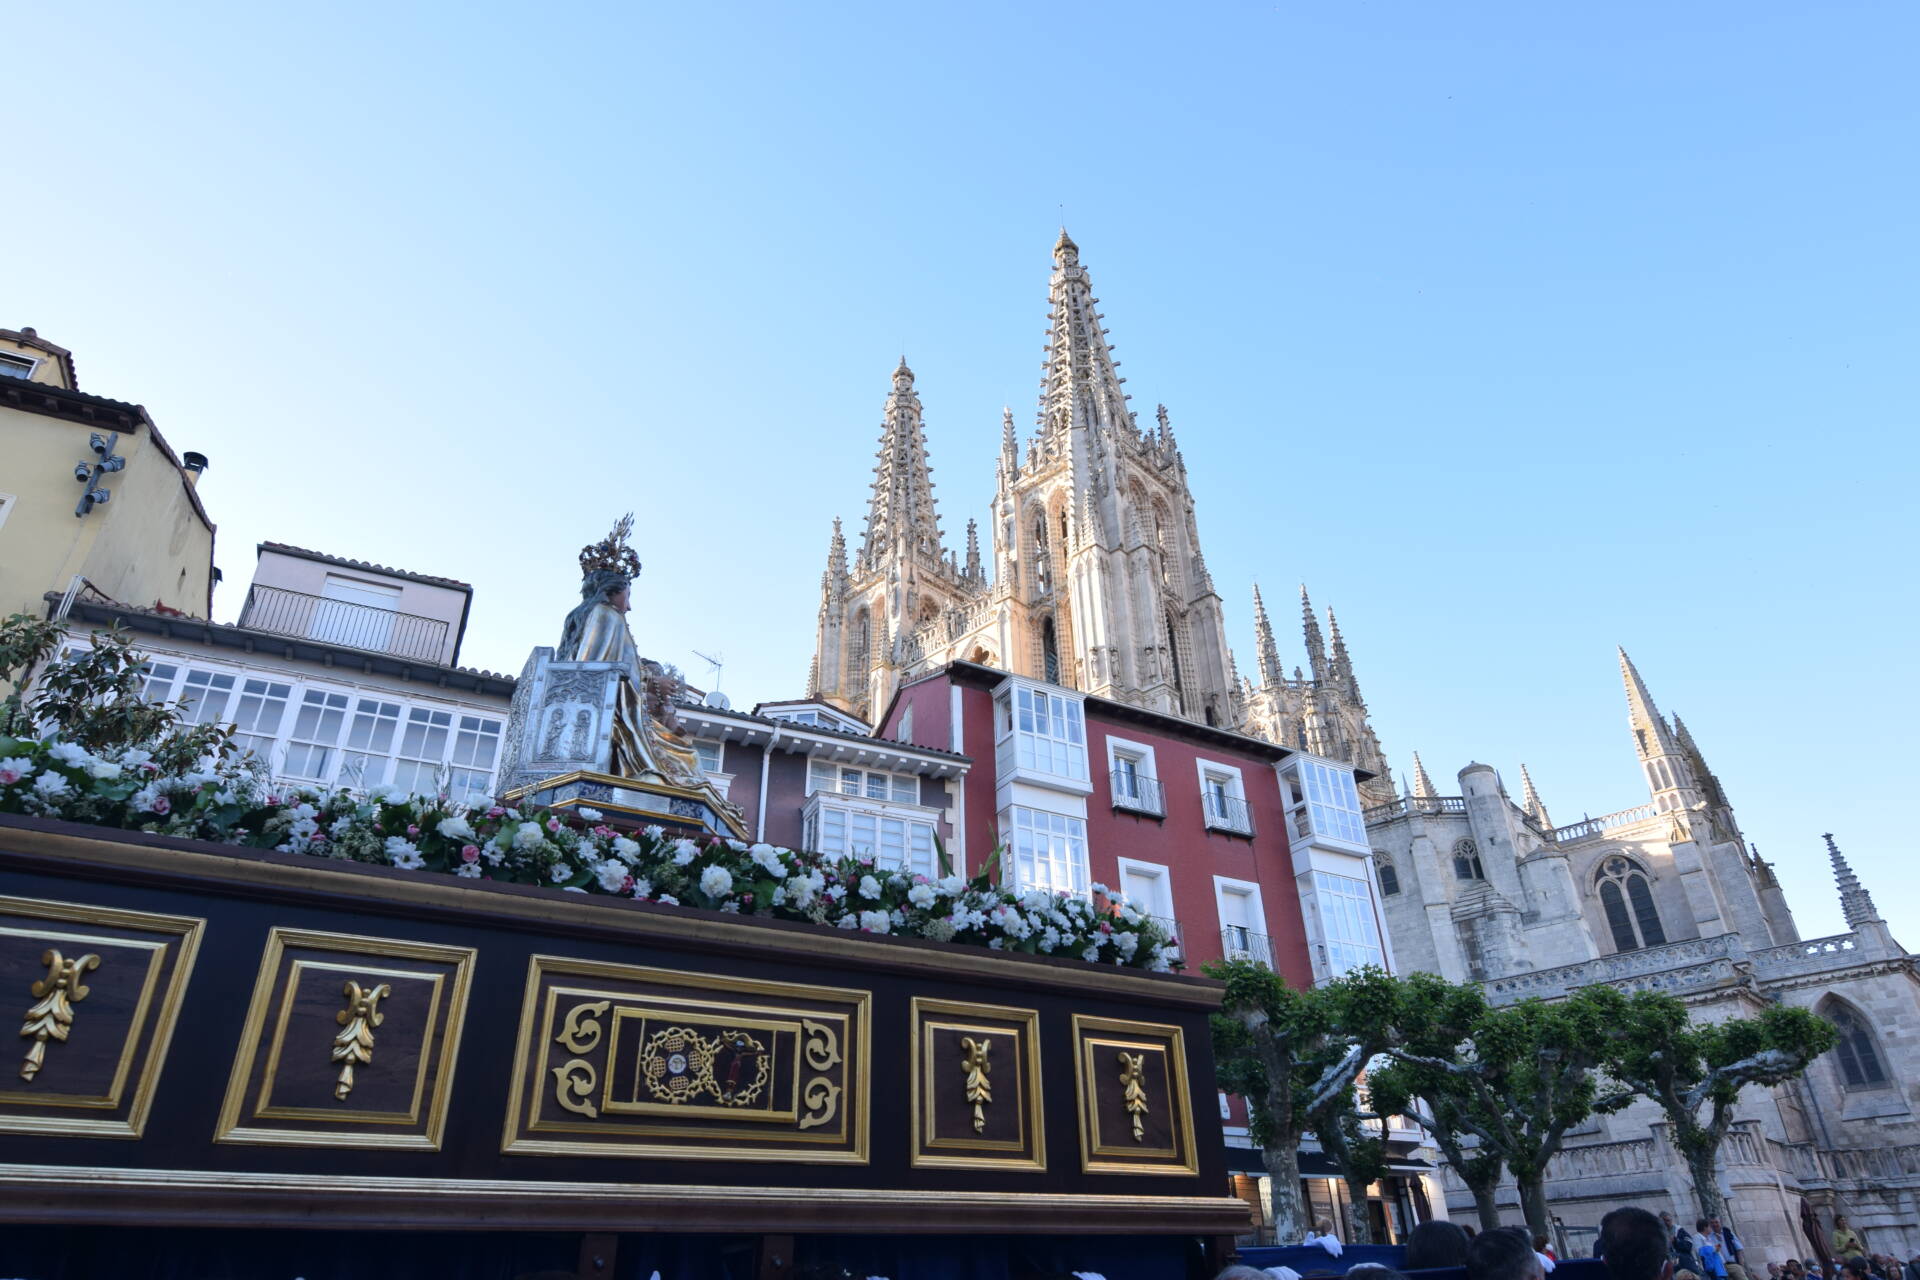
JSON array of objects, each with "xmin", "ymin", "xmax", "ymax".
[{"xmin": 878, "ymin": 661, "xmax": 1391, "ymax": 990}]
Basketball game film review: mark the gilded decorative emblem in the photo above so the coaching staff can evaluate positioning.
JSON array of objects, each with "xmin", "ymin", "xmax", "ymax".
[
  {"xmin": 959, "ymin": 1035, "xmax": 992, "ymax": 1133},
  {"xmin": 19, "ymin": 949, "xmax": 100, "ymax": 1083},
  {"xmin": 797, "ymin": 1019, "xmax": 841, "ymax": 1131},
  {"xmin": 640, "ymin": 1026, "xmax": 713, "ymax": 1105},
  {"xmin": 1117, "ymin": 1050, "xmax": 1148, "ymax": 1142},
  {"xmin": 708, "ymin": 1029, "xmax": 770, "ymax": 1107},
  {"xmin": 330, "ymin": 980, "xmax": 391, "ymax": 1101}
]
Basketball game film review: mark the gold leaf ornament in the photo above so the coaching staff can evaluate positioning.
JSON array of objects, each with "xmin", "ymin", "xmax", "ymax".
[
  {"xmin": 960, "ymin": 1035, "xmax": 993, "ymax": 1133},
  {"xmin": 1117, "ymin": 1051, "xmax": 1148, "ymax": 1142},
  {"xmin": 20, "ymin": 949, "xmax": 100, "ymax": 1083},
  {"xmin": 330, "ymin": 980, "xmax": 391, "ymax": 1101}
]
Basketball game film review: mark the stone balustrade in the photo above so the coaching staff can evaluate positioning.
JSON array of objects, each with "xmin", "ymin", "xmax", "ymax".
[
  {"xmin": 1551, "ymin": 803, "xmax": 1658, "ymax": 843},
  {"xmin": 1485, "ymin": 933, "xmax": 1749, "ymax": 1005}
]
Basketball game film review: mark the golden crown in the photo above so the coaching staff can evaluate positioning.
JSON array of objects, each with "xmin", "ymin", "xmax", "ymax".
[{"xmin": 579, "ymin": 514, "xmax": 642, "ymax": 579}]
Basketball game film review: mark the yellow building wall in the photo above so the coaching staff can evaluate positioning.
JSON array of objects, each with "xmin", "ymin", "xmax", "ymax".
[{"xmin": 0, "ymin": 405, "xmax": 215, "ymax": 623}]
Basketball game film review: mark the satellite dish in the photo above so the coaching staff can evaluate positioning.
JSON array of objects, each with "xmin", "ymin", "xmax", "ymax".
[{"xmin": 703, "ymin": 690, "xmax": 732, "ymax": 710}]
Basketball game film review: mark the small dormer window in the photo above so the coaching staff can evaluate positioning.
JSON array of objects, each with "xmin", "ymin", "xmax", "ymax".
[{"xmin": 0, "ymin": 352, "xmax": 35, "ymax": 379}]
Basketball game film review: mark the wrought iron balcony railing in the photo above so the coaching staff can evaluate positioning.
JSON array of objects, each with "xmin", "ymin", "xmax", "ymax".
[
  {"xmin": 1220, "ymin": 925, "xmax": 1273, "ymax": 966},
  {"xmin": 1109, "ymin": 769, "xmax": 1165, "ymax": 816},
  {"xmin": 240, "ymin": 585, "xmax": 450, "ymax": 664},
  {"xmin": 1203, "ymin": 791, "xmax": 1255, "ymax": 836}
]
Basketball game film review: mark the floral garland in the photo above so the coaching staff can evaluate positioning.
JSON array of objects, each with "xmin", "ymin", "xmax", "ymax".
[{"xmin": 0, "ymin": 735, "xmax": 1181, "ymax": 972}]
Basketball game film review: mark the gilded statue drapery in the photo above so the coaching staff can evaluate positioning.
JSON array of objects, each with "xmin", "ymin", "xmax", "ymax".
[{"xmin": 559, "ymin": 600, "xmax": 704, "ymax": 788}]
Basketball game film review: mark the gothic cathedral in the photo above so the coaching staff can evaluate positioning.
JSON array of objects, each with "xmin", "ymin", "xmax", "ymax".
[{"xmin": 808, "ymin": 231, "xmax": 1394, "ymax": 804}]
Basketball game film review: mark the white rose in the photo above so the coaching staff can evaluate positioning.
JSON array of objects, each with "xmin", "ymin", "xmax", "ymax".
[
  {"xmin": 907, "ymin": 883, "xmax": 936, "ymax": 909},
  {"xmin": 594, "ymin": 859, "xmax": 629, "ymax": 893},
  {"xmin": 671, "ymin": 838, "xmax": 698, "ymax": 866},
  {"xmin": 858, "ymin": 875, "xmax": 882, "ymax": 899},
  {"xmin": 859, "ymin": 910, "xmax": 891, "ymax": 934},
  {"xmin": 699, "ymin": 864, "xmax": 734, "ymax": 898},
  {"xmin": 437, "ymin": 815, "xmax": 476, "ymax": 841}
]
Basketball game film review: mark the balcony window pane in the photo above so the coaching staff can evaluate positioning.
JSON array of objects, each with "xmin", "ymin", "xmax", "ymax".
[
  {"xmin": 179, "ymin": 669, "xmax": 236, "ymax": 724},
  {"xmin": 232, "ymin": 678, "xmax": 291, "ymax": 761},
  {"xmin": 340, "ymin": 698, "xmax": 401, "ymax": 788},
  {"xmin": 1314, "ymin": 870, "xmax": 1385, "ymax": 975},
  {"xmin": 285, "ymin": 689, "xmax": 349, "ymax": 780},
  {"xmin": 137, "ymin": 661, "xmax": 180, "ymax": 704},
  {"xmin": 1007, "ymin": 807, "xmax": 1088, "ymax": 896}
]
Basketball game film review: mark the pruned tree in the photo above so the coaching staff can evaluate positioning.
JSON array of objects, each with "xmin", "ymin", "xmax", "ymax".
[
  {"xmin": 1383, "ymin": 983, "xmax": 1637, "ymax": 1239},
  {"xmin": 1604, "ymin": 991, "xmax": 1837, "ymax": 1222},
  {"xmin": 1208, "ymin": 960, "xmax": 1398, "ymax": 1243},
  {"xmin": 1298, "ymin": 967, "xmax": 1408, "ymax": 1243}
]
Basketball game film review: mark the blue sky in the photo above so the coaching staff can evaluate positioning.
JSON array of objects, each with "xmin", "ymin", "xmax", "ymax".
[{"xmin": 10, "ymin": 2, "xmax": 1915, "ymax": 937}]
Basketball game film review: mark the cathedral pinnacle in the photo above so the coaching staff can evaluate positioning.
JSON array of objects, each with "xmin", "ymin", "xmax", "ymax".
[
  {"xmin": 1300, "ymin": 585, "xmax": 1330, "ymax": 684},
  {"xmin": 1824, "ymin": 833, "xmax": 1882, "ymax": 928},
  {"xmin": 1519, "ymin": 763, "xmax": 1553, "ymax": 829},
  {"xmin": 1251, "ymin": 584, "xmax": 1283, "ymax": 688},
  {"xmin": 964, "ymin": 518, "xmax": 982, "ymax": 580},
  {"xmin": 1039, "ymin": 231, "xmax": 1130, "ymax": 441},
  {"xmin": 1618, "ymin": 647, "xmax": 1679, "ymax": 758},
  {"xmin": 1409, "ymin": 752, "xmax": 1438, "ymax": 799}
]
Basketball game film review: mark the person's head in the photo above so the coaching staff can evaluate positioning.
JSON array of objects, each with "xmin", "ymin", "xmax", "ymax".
[
  {"xmin": 1406, "ymin": 1220, "xmax": 1474, "ymax": 1271},
  {"xmin": 1699, "ymin": 1220, "xmax": 1713, "ymax": 1235},
  {"xmin": 1314, "ymin": 1217, "xmax": 1335, "ymax": 1236},
  {"xmin": 1536, "ymin": 1236, "xmax": 1553, "ymax": 1254},
  {"xmin": 1845, "ymin": 1260, "xmax": 1873, "ymax": 1280},
  {"xmin": 1348, "ymin": 1265, "xmax": 1409, "ymax": 1280},
  {"xmin": 1836, "ymin": 1217, "xmax": 1850, "ymax": 1230},
  {"xmin": 1769, "ymin": 1264, "xmax": 1783, "ymax": 1278},
  {"xmin": 1468, "ymin": 1225, "xmax": 1545, "ymax": 1280},
  {"xmin": 1601, "ymin": 1207, "xmax": 1677, "ymax": 1280},
  {"xmin": 1662, "ymin": 1213, "xmax": 1677, "ymax": 1229}
]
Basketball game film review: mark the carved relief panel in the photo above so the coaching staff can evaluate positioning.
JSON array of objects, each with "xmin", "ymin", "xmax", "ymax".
[
  {"xmin": 0, "ymin": 894, "xmax": 204, "ymax": 1139},
  {"xmin": 214, "ymin": 927, "xmax": 476, "ymax": 1150},
  {"xmin": 908, "ymin": 998, "xmax": 1044, "ymax": 1172},
  {"xmin": 1070, "ymin": 1014, "xmax": 1198, "ymax": 1176},
  {"xmin": 502, "ymin": 955, "xmax": 869, "ymax": 1164}
]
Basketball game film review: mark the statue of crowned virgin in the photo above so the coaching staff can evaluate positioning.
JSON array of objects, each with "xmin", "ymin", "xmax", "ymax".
[{"xmin": 498, "ymin": 516, "xmax": 742, "ymax": 834}]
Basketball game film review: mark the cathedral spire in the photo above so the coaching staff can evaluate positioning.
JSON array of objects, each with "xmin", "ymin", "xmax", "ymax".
[
  {"xmin": 1618, "ymin": 647, "xmax": 1679, "ymax": 757},
  {"xmin": 1824, "ymin": 833, "xmax": 1882, "ymax": 928},
  {"xmin": 1038, "ymin": 229, "xmax": 1131, "ymax": 440},
  {"xmin": 1519, "ymin": 763, "xmax": 1553, "ymax": 829},
  {"xmin": 1251, "ymin": 584, "xmax": 1284, "ymax": 687},
  {"xmin": 1300, "ymin": 585, "xmax": 1330, "ymax": 684},
  {"xmin": 999, "ymin": 406, "xmax": 1019, "ymax": 474},
  {"xmin": 1409, "ymin": 752, "xmax": 1438, "ymax": 799},
  {"xmin": 1670, "ymin": 712, "xmax": 1733, "ymax": 812},
  {"xmin": 964, "ymin": 518, "xmax": 982, "ymax": 581},
  {"xmin": 860, "ymin": 357, "xmax": 943, "ymax": 572}
]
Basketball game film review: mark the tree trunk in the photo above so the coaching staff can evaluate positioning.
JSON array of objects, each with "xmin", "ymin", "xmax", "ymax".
[
  {"xmin": 1518, "ymin": 1174, "xmax": 1551, "ymax": 1243},
  {"xmin": 1344, "ymin": 1174, "xmax": 1374, "ymax": 1245},
  {"xmin": 1471, "ymin": 1179, "xmax": 1502, "ymax": 1231},
  {"xmin": 1685, "ymin": 1144, "xmax": 1727, "ymax": 1224},
  {"xmin": 1263, "ymin": 1140, "xmax": 1306, "ymax": 1244}
]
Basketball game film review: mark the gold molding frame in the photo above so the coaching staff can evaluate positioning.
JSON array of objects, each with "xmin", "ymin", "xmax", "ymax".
[
  {"xmin": 214, "ymin": 928, "xmax": 475, "ymax": 1151},
  {"xmin": 0, "ymin": 894, "xmax": 205, "ymax": 1140},
  {"xmin": 501, "ymin": 954, "xmax": 870, "ymax": 1164},
  {"xmin": 1070, "ymin": 1014, "xmax": 1199, "ymax": 1177},
  {"xmin": 908, "ymin": 997, "xmax": 1045, "ymax": 1172}
]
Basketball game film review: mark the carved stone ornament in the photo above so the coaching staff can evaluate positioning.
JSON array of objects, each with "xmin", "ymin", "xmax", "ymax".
[{"xmin": 19, "ymin": 949, "xmax": 99, "ymax": 1083}]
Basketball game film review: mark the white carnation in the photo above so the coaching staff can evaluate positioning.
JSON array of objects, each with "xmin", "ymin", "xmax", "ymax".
[
  {"xmin": 858, "ymin": 875, "xmax": 882, "ymax": 899},
  {"xmin": 907, "ymin": 883, "xmax": 936, "ymax": 909},
  {"xmin": 437, "ymin": 815, "xmax": 476, "ymax": 841},
  {"xmin": 513, "ymin": 823, "xmax": 547, "ymax": 850},
  {"xmin": 594, "ymin": 859, "xmax": 629, "ymax": 893},
  {"xmin": 611, "ymin": 836, "xmax": 642, "ymax": 864},
  {"xmin": 671, "ymin": 838, "xmax": 698, "ymax": 866},
  {"xmin": 859, "ymin": 910, "xmax": 891, "ymax": 934},
  {"xmin": 699, "ymin": 864, "xmax": 734, "ymax": 898}
]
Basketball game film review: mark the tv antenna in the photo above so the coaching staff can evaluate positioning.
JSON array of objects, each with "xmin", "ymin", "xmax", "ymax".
[{"xmin": 692, "ymin": 649, "xmax": 724, "ymax": 693}]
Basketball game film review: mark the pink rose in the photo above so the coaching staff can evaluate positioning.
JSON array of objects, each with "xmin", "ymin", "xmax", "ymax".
[
  {"xmin": 151, "ymin": 795, "xmax": 171, "ymax": 815},
  {"xmin": 461, "ymin": 844, "xmax": 480, "ymax": 863},
  {"xmin": 621, "ymin": 875, "xmax": 635, "ymax": 893},
  {"xmin": 407, "ymin": 824, "xmax": 420, "ymax": 837},
  {"xmin": 0, "ymin": 769, "xmax": 21, "ymax": 786},
  {"xmin": 546, "ymin": 817, "xmax": 562, "ymax": 833},
  {"xmin": 487, "ymin": 806, "xmax": 505, "ymax": 818}
]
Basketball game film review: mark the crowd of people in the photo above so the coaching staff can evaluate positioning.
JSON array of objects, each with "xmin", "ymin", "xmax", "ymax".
[{"xmin": 1215, "ymin": 1209, "xmax": 1916, "ymax": 1280}]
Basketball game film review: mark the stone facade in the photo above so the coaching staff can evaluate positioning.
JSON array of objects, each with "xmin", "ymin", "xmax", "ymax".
[
  {"xmin": 1370, "ymin": 651, "xmax": 1920, "ymax": 1260},
  {"xmin": 807, "ymin": 234, "xmax": 1395, "ymax": 807}
]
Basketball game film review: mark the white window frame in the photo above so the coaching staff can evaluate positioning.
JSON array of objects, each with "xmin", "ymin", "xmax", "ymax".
[
  {"xmin": 993, "ymin": 677, "xmax": 1090, "ymax": 792},
  {"xmin": 0, "ymin": 491, "xmax": 16, "ymax": 534},
  {"xmin": 1212, "ymin": 875, "xmax": 1269, "ymax": 964},
  {"xmin": 1106, "ymin": 736, "xmax": 1162, "ymax": 815},
  {"xmin": 1196, "ymin": 758, "xmax": 1252, "ymax": 835},
  {"xmin": 1279, "ymin": 755, "xmax": 1369, "ymax": 853},
  {"xmin": 806, "ymin": 759, "xmax": 920, "ymax": 805},
  {"xmin": 1115, "ymin": 855, "xmax": 1176, "ymax": 936},
  {"xmin": 1312, "ymin": 868, "xmax": 1387, "ymax": 977},
  {"xmin": 0, "ymin": 352, "xmax": 38, "ymax": 379},
  {"xmin": 803, "ymin": 790, "xmax": 941, "ymax": 878},
  {"xmin": 1003, "ymin": 804, "xmax": 1090, "ymax": 897}
]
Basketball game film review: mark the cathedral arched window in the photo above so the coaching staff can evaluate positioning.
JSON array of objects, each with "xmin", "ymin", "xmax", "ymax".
[
  {"xmin": 1164, "ymin": 614, "xmax": 1187, "ymax": 713},
  {"xmin": 1376, "ymin": 855, "xmax": 1400, "ymax": 896},
  {"xmin": 848, "ymin": 608, "xmax": 871, "ymax": 681},
  {"xmin": 1452, "ymin": 838, "xmax": 1484, "ymax": 882},
  {"xmin": 1594, "ymin": 855, "xmax": 1666, "ymax": 953},
  {"xmin": 1818, "ymin": 998, "xmax": 1890, "ymax": 1090},
  {"xmin": 1041, "ymin": 617, "xmax": 1061, "ymax": 685}
]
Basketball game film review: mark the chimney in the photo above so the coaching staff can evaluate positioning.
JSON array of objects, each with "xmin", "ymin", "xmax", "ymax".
[{"xmin": 182, "ymin": 451, "xmax": 209, "ymax": 487}]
